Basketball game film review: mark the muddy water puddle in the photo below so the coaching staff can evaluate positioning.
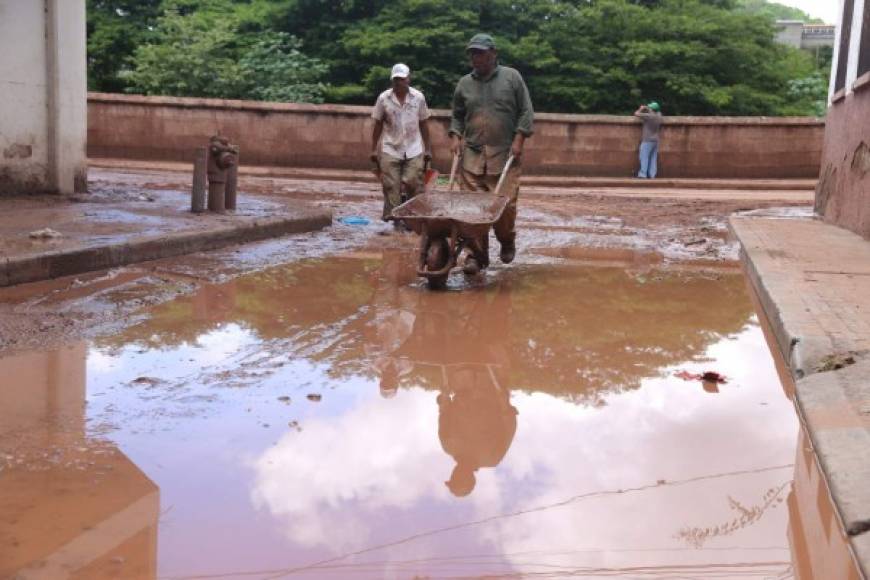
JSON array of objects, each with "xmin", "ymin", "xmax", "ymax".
[{"xmin": 0, "ymin": 251, "xmax": 849, "ymax": 579}]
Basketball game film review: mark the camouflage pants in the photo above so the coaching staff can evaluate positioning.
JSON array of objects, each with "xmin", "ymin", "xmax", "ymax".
[{"xmin": 379, "ymin": 152, "xmax": 425, "ymax": 221}]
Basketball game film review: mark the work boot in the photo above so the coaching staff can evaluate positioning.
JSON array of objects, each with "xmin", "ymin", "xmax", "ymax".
[
  {"xmin": 499, "ymin": 240, "xmax": 516, "ymax": 264},
  {"xmin": 462, "ymin": 256, "xmax": 481, "ymax": 276}
]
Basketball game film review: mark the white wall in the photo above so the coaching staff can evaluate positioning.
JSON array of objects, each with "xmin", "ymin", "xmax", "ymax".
[
  {"xmin": 846, "ymin": 0, "xmax": 867, "ymax": 90},
  {"xmin": 0, "ymin": 0, "xmax": 87, "ymax": 194},
  {"xmin": 829, "ymin": 0, "xmax": 868, "ymax": 102},
  {"xmin": 775, "ymin": 21, "xmax": 804, "ymax": 48}
]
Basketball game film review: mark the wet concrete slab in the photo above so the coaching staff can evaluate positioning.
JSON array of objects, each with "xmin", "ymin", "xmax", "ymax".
[
  {"xmin": 0, "ymin": 188, "xmax": 331, "ymax": 287},
  {"xmin": 731, "ymin": 214, "xmax": 870, "ymax": 577},
  {"xmin": 0, "ymin": 248, "xmax": 859, "ymax": 579}
]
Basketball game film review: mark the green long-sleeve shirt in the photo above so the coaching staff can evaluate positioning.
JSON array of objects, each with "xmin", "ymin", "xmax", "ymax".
[{"xmin": 449, "ymin": 65, "xmax": 534, "ymax": 176}]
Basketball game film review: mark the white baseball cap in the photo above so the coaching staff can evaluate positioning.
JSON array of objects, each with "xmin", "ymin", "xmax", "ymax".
[{"xmin": 390, "ymin": 63, "xmax": 410, "ymax": 79}]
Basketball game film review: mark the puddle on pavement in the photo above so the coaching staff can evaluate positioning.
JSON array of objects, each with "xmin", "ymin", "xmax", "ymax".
[{"xmin": 0, "ymin": 250, "xmax": 859, "ymax": 579}]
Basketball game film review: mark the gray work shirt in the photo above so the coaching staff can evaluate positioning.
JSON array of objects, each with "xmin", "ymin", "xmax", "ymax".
[
  {"xmin": 449, "ymin": 65, "xmax": 534, "ymax": 175},
  {"xmin": 637, "ymin": 112, "xmax": 663, "ymax": 142}
]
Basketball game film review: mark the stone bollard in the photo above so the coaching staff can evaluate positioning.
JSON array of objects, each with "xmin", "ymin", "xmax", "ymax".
[
  {"xmin": 191, "ymin": 147, "xmax": 207, "ymax": 213},
  {"xmin": 225, "ymin": 146, "xmax": 239, "ymax": 211},
  {"xmin": 206, "ymin": 135, "xmax": 238, "ymax": 213}
]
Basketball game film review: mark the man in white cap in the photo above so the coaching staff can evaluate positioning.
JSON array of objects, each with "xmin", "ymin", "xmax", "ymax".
[{"xmin": 371, "ymin": 63, "xmax": 432, "ymax": 228}]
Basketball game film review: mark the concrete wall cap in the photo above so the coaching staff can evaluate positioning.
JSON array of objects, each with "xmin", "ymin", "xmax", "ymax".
[{"xmin": 87, "ymin": 92, "xmax": 825, "ymax": 127}]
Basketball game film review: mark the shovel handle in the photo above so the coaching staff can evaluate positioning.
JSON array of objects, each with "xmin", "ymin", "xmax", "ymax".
[
  {"xmin": 447, "ymin": 153, "xmax": 460, "ymax": 192},
  {"xmin": 493, "ymin": 155, "xmax": 515, "ymax": 197}
]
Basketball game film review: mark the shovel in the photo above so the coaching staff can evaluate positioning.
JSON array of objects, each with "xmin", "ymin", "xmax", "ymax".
[{"xmin": 423, "ymin": 156, "xmax": 440, "ymax": 194}]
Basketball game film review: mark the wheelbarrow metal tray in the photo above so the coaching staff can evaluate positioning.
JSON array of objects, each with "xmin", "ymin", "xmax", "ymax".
[{"xmin": 392, "ymin": 192, "xmax": 509, "ymax": 238}]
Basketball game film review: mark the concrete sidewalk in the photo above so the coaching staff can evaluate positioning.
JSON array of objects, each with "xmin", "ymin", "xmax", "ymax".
[
  {"xmin": 731, "ymin": 214, "xmax": 870, "ymax": 577},
  {"xmin": 0, "ymin": 189, "xmax": 331, "ymax": 287}
]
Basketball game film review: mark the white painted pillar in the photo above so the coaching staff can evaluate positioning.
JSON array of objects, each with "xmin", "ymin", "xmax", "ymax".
[
  {"xmin": 45, "ymin": 0, "xmax": 88, "ymax": 194},
  {"xmin": 845, "ymin": 0, "xmax": 866, "ymax": 91},
  {"xmin": 0, "ymin": 0, "xmax": 86, "ymax": 194},
  {"xmin": 830, "ymin": 0, "xmax": 846, "ymax": 103}
]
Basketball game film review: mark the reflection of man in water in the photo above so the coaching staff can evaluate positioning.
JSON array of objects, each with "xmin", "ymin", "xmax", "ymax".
[
  {"xmin": 397, "ymin": 283, "xmax": 517, "ymax": 496},
  {"xmin": 363, "ymin": 256, "xmax": 519, "ymax": 496},
  {"xmin": 438, "ymin": 364, "xmax": 517, "ymax": 496},
  {"xmin": 364, "ymin": 249, "xmax": 420, "ymax": 397}
]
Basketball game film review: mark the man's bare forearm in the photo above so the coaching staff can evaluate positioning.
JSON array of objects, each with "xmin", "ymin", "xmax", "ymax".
[
  {"xmin": 420, "ymin": 120, "xmax": 431, "ymax": 158},
  {"xmin": 511, "ymin": 132, "xmax": 526, "ymax": 160},
  {"xmin": 371, "ymin": 121, "xmax": 384, "ymax": 160}
]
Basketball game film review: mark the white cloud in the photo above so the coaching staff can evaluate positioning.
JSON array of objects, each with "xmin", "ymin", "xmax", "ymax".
[{"xmin": 249, "ymin": 326, "xmax": 799, "ymax": 576}]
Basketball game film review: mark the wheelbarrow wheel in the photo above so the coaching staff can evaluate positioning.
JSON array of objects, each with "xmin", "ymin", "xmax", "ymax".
[{"xmin": 425, "ymin": 238, "xmax": 449, "ymax": 290}]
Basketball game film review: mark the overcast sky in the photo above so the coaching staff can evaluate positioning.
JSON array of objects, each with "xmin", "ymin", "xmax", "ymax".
[{"xmin": 777, "ymin": 0, "xmax": 840, "ymax": 24}]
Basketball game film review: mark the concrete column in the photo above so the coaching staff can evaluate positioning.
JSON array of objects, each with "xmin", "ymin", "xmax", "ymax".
[
  {"xmin": 846, "ymin": 0, "xmax": 866, "ymax": 91},
  {"xmin": 0, "ymin": 0, "xmax": 86, "ymax": 194},
  {"xmin": 45, "ymin": 0, "xmax": 88, "ymax": 193},
  {"xmin": 830, "ymin": 0, "xmax": 847, "ymax": 103}
]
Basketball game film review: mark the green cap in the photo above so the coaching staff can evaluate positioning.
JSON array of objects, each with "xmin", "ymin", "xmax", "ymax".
[
  {"xmin": 648, "ymin": 101, "xmax": 661, "ymax": 112},
  {"xmin": 466, "ymin": 33, "xmax": 496, "ymax": 51}
]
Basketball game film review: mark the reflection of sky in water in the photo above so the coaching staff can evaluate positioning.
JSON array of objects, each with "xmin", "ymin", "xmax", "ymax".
[{"xmin": 85, "ymin": 313, "xmax": 798, "ymax": 578}]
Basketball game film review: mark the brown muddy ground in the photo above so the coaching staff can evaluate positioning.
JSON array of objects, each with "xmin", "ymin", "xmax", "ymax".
[
  {"xmin": 3, "ymin": 169, "xmax": 854, "ymax": 580},
  {"xmin": 1, "ymin": 248, "xmax": 858, "ymax": 579},
  {"xmin": 0, "ymin": 167, "xmax": 811, "ymax": 354}
]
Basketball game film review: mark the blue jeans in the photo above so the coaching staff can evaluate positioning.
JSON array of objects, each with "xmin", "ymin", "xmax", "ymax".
[{"xmin": 638, "ymin": 141, "xmax": 658, "ymax": 178}]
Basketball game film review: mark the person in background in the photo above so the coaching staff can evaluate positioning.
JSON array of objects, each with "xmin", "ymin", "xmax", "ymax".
[
  {"xmin": 634, "ymin": 102, "xmax": 663, "ymax": 179},
  {"xmin": 370, "ymin": 63, "xmax": 432, "ymax": 230}
]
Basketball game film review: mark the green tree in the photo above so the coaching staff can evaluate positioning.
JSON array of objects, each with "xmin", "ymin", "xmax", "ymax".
[
  {"xmin": 87, "ymin": 0, "xmax": 829, "ymax": 115},
  {"xmin": 338, "ymin": 0, "xmax": 478, "ymax": 106},
  {"xmin": 509, "ymin": 0, "xmax": 817, "ymax": 115},
  {"xmin": 238, "ymin": 33, "xmax": 328, "ymax": 103},
  {"xmin": 86, "ymin": 0, "xmax": 162, "ymax": 92},
  {"xmin": 785, "ymin": 71, "xmax": 829, "ymax": 116},
  {"xmin": 122, "ymin": 6, "xmax": 328, "ymax": 103}
]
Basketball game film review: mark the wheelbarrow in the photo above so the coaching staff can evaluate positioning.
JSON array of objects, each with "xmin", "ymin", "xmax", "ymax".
[{"xmin": 390, "ymin": 155, "xmax": 514, "ymax": 290}]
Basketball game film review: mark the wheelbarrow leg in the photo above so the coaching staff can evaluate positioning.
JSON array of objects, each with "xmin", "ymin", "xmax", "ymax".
[
  {"xmin": 418, "ymin": 224, "xmax": 430, "ymax": 272},
  {"xmin": 417, "ymin": 222, "xmax": 451, "ymax": 290}
]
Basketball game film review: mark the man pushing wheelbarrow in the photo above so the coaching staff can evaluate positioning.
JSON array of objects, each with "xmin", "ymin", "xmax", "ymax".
[
  {"xmin": 391, "ymin": 33, "xmax": 534, "ymax": 289},
  {"xmin": 448, "ymin": 33, "xmax": 534, "ymax": 274}
]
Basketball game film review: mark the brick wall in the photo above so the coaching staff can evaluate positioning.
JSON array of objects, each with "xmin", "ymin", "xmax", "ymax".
[
  {"xmin": 88, "ymin": 93, "xmax": 824, "ymax": 179},
  {"xmin": 816, "ymin": 81, "xmax": 870, "ymax": 239}
]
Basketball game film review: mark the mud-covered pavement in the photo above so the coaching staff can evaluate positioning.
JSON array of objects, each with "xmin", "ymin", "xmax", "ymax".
[
  {"xmin": 0, "ymin": 168, "xmax": 812, "ymax": 353},
  {"xmin": 3, "ymin": 170, "xmax": 854, "ymax": 579}
]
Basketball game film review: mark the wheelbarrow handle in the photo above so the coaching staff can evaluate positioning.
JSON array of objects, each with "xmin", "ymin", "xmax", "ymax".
[
  {"xmin": 447, "ymin": 153, "xmax": 460, "ymax": 192},
  {"xmin": 493, "ymin": 155, "xmax": 515, "ymax": 197}
]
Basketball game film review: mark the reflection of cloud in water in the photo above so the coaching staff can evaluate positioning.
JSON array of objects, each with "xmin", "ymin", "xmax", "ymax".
[
  {"xmin": 251, "ymin": 386, "xmax": 454, "ymax": 551},
  {"xmin": 251, "ymin": 324, "xmax": 797, "ymax": 574}
]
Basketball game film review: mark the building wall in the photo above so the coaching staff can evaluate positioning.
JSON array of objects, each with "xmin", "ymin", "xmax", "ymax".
[
  {"xmin": 776, "ymin": 21, "xmax": 805, "ymax": 48},
  {"xmin": 88, "ymin": 93, "xmax": 824, "ymax": 179},
  {"xmin": 0, "ymin": 0, "xmax": 87, "ymax": 194},
  {"xmin": 817, "ymin": 0, "xmax": 870, "ymax": 239},
  {"xmin": 800, "ymin": 26, "xmax": 836, "ymax": 50}
]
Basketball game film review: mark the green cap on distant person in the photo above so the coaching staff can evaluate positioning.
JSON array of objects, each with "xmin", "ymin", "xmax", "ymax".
[
  {"xmin": 648, "ymin": 101, "xmax": 661, "ymax": 112},
  {"xmin": 466, "ymin": 33, "xmax": 496, "ymax": 51}
]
